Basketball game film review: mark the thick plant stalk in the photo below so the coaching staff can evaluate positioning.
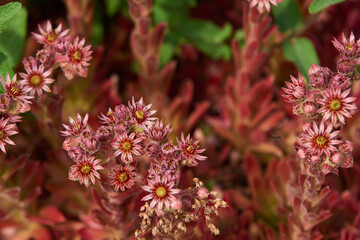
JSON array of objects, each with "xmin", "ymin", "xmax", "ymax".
[{"xmin": 285, "ymin": 161, "xmax": 331, "ymax": 240}]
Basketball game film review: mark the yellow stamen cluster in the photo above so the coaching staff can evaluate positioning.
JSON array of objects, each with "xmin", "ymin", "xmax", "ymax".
[
  {"xmin": 135, "ymin": 110, "xmax": 144, "ymax": 120},
  {"xmin": 330, "ymin": 99, "xmax": 341, "ymax": 111},
  {"xmin": 81, "ymin": 165, "xmax": 91, "ymax": 174},
  {"xmin": 186, "ymin": 145, "xmax": 195, "ymax": 154},
  {"xmin": 10, "ymin": 85, "xmax": 20, "ymax": 96},
  {"xmin": 122, "ymin": 141, "xmax": 132, "ymax": 150},
  {"xmin": 30, "ymin": 75, "xmax": 42, "ymax": 86},
  {"xmin": 315, "ymin": 136, "xmax": 327, "ymax": 147},
  {"xmin": 118, "ymin": 172, "xmax": 128, "ymax": 182},
  {"xmin": 155, "ymin": 186, "xmax": 167, "ymax": 198},
  {"xmin": 46, "ymin": 32, "xmax": 57, "ymax": 43},
  {"xmin": 72, "ymin": 51, "xmax": 82, "ymax": 61}
]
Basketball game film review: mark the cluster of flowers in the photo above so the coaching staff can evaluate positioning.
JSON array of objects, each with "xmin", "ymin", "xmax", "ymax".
[
  {"xmin": 0, "ymin": 21, "xmax": 92, "ymax": 153},
  {"xmin": 283, "ymin": 32, "xmax": 359, "ymax": 175},
  {"xmin": 61, "ymin": 97, "xmax": 227, "ymax": 238}
]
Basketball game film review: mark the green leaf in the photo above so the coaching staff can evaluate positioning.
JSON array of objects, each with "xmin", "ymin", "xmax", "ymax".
[
  {"xmin": 153, "ymin": 0, "xmax": 189, "ymax": 25},
  {"xmin": 0, "ymin": 2, "xmax": 21, "ymax": 24},
  {"xmin": 272, "ymin": 0, "xmax": 303, "ymax": 32},
  {"xmin": 309, "ymin": 0, "xmax": 345, "ymax": 13},
  {"xmin": 283, "ymin": 37, "xmax": 319, "ymax": 81},
  {"xmin": 176, "ymin": 19, "xmax": 232, "ymax": 60},
  {"xmin": 159, "ymin": 42, "xmax": 175, "ymax": 69},
  {"xmin": 234, "ymin": 29, "xmax": 245, "ymax": 47},
  {"xmin": 92, "ymin": 0, "xmax": 104, "ymax": 45},
  {"xmin": 153, "ymin": 0, "xmax": 232, "ymax": 63},
  {"xmin": 152, "ymin": 0, "xmax": 196, "ymax": 25},
  {"xmin": 104, "ymin": 0, "xmax": 122, "ymax": 17},
  {"xmin": 0, "ymin": 52, "xmax": 13, "ymax": 94},
  {"xmin": 0, "ymin": 8, "xmax": 27, "ymax": 68}
]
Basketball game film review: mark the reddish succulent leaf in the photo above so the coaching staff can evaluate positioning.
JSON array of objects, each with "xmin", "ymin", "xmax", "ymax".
[
  {"xmin": 32, "ymin": 226, "xmax": 52, "ymax": 240},
  {"xmin": 251, "ymin": 103, "xmax": 277, "ymax": 127},
  {"xmin": 39, "ymin": 206, "xmax": 65, "ymax": 223},
  {"xmin": 249, "ymin": 143, "xmax": 283, "ymax": 158},
  {"xmin": 145, "ymin": 55, "xmax": 158, "ymax": 76},
  {"xmin": 311, "ymin": 232, "xmax": 324, "ymax": 240},
  {"xmin": 157, "ymin": 61, "xmax": 176, "ymax": 92},
  {"xmin": 258, "ymin": 112, "xmax": 285, "ymax": 132},
  {"xmin": 244, "ymin": 153, "xmax": 261, "ymax": 181},
  {"xmin": 226, "ymin": 189, "xmax": 251, "ymax": 210},
  {"xmin": 79, "ymin": 228, "xmax": 110, "ymax": 240},
  {"xmin": 244, "ymin": 41, "xmax": 260, "ymax": 61},
  {"xmin": 149, "ymin": 23, "xmax": 167, "ymax": 54},
  {"xmin": 231, "ymin": 40, "xmax": 241, "ymax": 70},
  {"xmin": 139, "ymin": 17, "xmax": 150, "ymax": 36},
  {"xmin": 91, "ymin": 189, "xmax": 112, "ymax": 215}
]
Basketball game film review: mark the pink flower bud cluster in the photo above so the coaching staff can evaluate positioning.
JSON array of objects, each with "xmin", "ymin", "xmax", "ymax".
[
  {"xmin": 61, "ymin": 97, "xmax": 227, "ymax": 237},
  {"xmin": 283, "ymin": 32, "xmax": 359, "ymax": 175},
  {"xmin": 0, "ymin": 20, "xmax": 92, "ymax": 154}
]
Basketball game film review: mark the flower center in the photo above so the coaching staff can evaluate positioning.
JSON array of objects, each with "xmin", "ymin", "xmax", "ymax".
[
  {"xmin": 30, "ymin": 75, "xmax": 42, "ymax": 86},
  {"xmin": 345, "ymin": 44, "xmax": 353, "ymax": 51},
  {"xmin": 330, "ymin": 100, "xmax": 341, "ymax": 111},
  {"xmin": 186, "ymin": 145, "xmax": 195, "ymax": 154},
  {"xmin": 81, "ymin": 165, "xmax": 91, "ymax": 174},
  {"xmin": 122, "ymin": 141, "xmax": 132, "ymax": 150},
  {"xmin": 10, "ymin": 84, "xmax": 21, "ymax": 96},
  {"xmin": 72, "ymin": 51, "xmax": 82, "ymax": 61},
  {"xmin": 102, "ymin": 129, "xmax": 110, "ymax": 135},
  {"xmin": 135, "ymin": 110, "xmax": 144, "ymax": 120},
  {"xmin": 155, "ymin": 186, "xmax": 167, "ymax": 198},
  {"xmin": 118, "ymin": 172, "xmax": 128, "ymax": 182},
  {"xmin": 0, "ymin": 131, "xmax": 4, "ymax": 139},
  {"xmin": 46, "ymin": 32, "xmax": 57, "ymax": 43},
  {"xmin": 315, "ymin": 136, "xmax": 327, "ymax": 147},
  {"xmin": 107, "ymin": 110, "xmax": 116, "ymax": 120}
]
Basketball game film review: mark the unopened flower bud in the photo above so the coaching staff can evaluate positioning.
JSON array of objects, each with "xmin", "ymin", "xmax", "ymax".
[
  {"xmin": 330, "ymin": 151, "xmax": 343, "ymax": 165},
  {"xmin": 68, "ymin": 146, "xmax": 84, "ymax": 161},
  {"xmin": 302, "ymin": 101, "xmax": 317, "ymax": 115},
  {"xmin": 96, "ymin": 125, "xmax": 113, "ymax": 143},
  {"xmin": 283, "ymin": 74, "xmax": 307, "ymax": 103},
  {"xmin": 309, "ymin": 154, "xmax": 321, "ymax": 164},
  {"xmin": 36, "ymin": 49, "xmax": 54, "ymax": 68},
  {"xmin": 80, "ymin": 129, "xmax": 92, "ymax": 141},
  {"xmin": 309, "ymin": 64, "xmax": 332, "ymax": 89},
  {"xmin": 145, "ymin": 142, "xmax": 161, "ymax": 158},
  {"xmin": 296, "ymin": 148, "xmax": 307, "ymax": 160},
  {"xmin": 83, "ymin": 135, "xmax": 100, "ymax": 154},
  {"xmin": 329, "ymin": 74, "xmax": 351, "ymax": 89},
  {"xmin": 337, "ymin": 57, "xmax": 355, "ymax": 74},
  {"xmin": 170, "ymin": 198, "xmax": 182, "ymax": 210},
  {"xmin": 197, "ymin": 187, "xmax": 209, "ymax": 200},
  {"xmin": 292, "ymin": 103, "xmax": 304, "ymax": 116},
  {"xmin": 320, "ymin": 161, "xmax": 338, "ymax": 175},
  {"xmin": 339, "ymin": 140, "xmax": 353, "ymax": 154},
  {"xmin": 341, "ymin": 155, "xmax": 354, "ymax": 168},
  {"xmin": 62, "ymin": 137, "xmax": 78, "ymax": 151},
  {"xmin": 114, "ymin": 104, "xmax": 129, "ymax": 122},
  {"xmin": 81, "ymin": 131, "xmax": 100, "ymax": 154},
  {"xmin": 182, "ymin": 195, "xmax": 194, "ymax": 209},
  {"xmin": 113, "ymin": 124, "xmax": 127, "ymax": 135}
]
